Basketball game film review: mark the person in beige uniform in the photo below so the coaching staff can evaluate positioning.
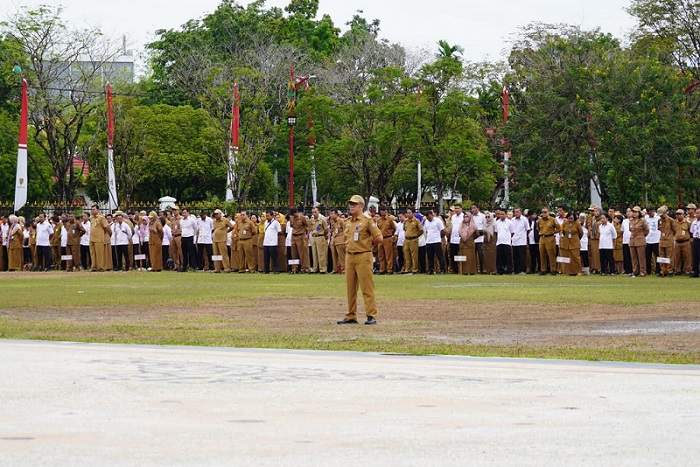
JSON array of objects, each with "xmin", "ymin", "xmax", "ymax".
[
  {"xmin": 212, "ymin": 209, "xmax": 234, "ymax": 273},
  {"xmin": 50, "ymin": 215, "xmax": 62, "ymax": 268},
  {"xmin": 65, "ymin": 212, "xmax": 85, "ymax": 271},
  {"xmin": 337, "ymin": 195, "xmax": 383, "ymax": 325},
  {"xmin": 329, "ymin": 210, "xmax": 346, "ymax": 274},
  {"xmin": 7, "ymin": 215, "xmax": 23, "ymax": 271},
  {"xmin": 376, "ymin": 206, "xmax": 397, "ymax": 274},
  {"xmin": 89, "ymin": 205, "xmax": 110, "ymax": 272},
  {"xmin": 537, "ymin": 207, "xmax": 561, "ymax": 275},
  {"xmin": 628, "ymin": 206, "xmax": 649, "ymax": 277},
  {"xmin": 308, "ymin": 207, "xmax": 329, "ymax": 273},
  {"xmin": 148, "ymin": 211, "xmax": 164, "ymax": 271},
  {"xmin": 402, "ymin": 208, "xmax": 423, "ymax": 274},
  {"xmin": 673, "ymin": 209, "xmax": 692, "ymax": 276},
  {"xmin": 559, "ymin": 212, "xmax": 583, "ymax": 275},
  {"xmin": 656, "ymin": 206, "xmax": 674, "ymax": 277},
  {"xmin": 289, "ymin": 208, "xmax": 309, "ymax": 273},
  {"xmin": 587, "ymin": 205, "xmax": 602, "ymax": 274},
  {"xmin": 235, "ymin": 211, "xmax": 256, "ymax": 273},
  {"xmin": 170, "ymin": 206, "xmax": 183, "ymax": 271}
]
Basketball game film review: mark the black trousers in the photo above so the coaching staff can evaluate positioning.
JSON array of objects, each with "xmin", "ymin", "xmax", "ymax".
[
  {"xmin": 623, "ymin": 244, "xmax": 632, "ymax": 274},
  {"xmin": 646, "ymin": 243, "xmax": 659, "ymax": 275},
  {"xmin": 692, "ymin": 240, "xmax": 700, "ymax": 277},
  {"xmin": 581, "ymin": 249, "xmax": 589, "ymax": 268},
  {"xmin": 449, "ymin": 243, "xmax": 460, "ymax": 273},
  {"xmin": 475, "ymin": 242, "xmax": 484, "ymax": 273},
  {"xmin": 529, "ymin": 243, "xmax": 540, "ymax": 272},
  {"xmin": 116, "ymin": 244, "xmax": 129, "ymax": 271},
  {"xmin": 264, "ymin": 245, "xmax": 279, "ymax": 273},
  {"xmin": 512, "ymin": 245, "xmax": 527, "ymax": 273},
  {"xmin": 599, "ymin": 248, "xmax": 616, "ymax": 274},
  {"xmin": 37, "ymin": 245, "xmax": 52, "ymax": 270},
  {"xmin": 397, "ymin": 245, "xmax": 404, "ymax": 272},
  {"xmin": 182, "ymin": 236, "xmax": 196, "ymax": 270},
  {"xmin": 418, "ymin": 245, "xmax": 427, "ymax": 273},
  {"xmin": 197, "ymin": 243, "xmax": 213, "ymax": 270},
  {"xmin": 496, "ymin": 244, "xmax": 512, "ymax": 274},
  {"xmin": 81, "ymin": 244, "xmax": 91, "ymax": 269},
  {"xmin": 426, "ymin": 242, "xmax": 446, "ymax": 273}
]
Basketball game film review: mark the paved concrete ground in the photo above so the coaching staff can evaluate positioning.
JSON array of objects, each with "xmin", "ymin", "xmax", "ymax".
[{"xmin": 1, "ymin": 340, "xmax": 699, "ymax": 466}]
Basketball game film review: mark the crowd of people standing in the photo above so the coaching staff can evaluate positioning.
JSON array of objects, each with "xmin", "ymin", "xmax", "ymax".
[{"xmin": 2, "ymin": 201, "xmax": 699, "ymax": 278}]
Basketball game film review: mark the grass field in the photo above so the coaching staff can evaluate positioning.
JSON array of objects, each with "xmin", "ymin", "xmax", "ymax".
[{"xmin": 2, "ymin": 271, "xmax": 699, "ymax": 364}]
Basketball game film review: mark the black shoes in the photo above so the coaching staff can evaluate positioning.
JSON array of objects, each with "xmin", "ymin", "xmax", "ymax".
[
  {"xmin": 337, "ymin": 318, "xmax": 358, "ymax": 324},
  {"xmin": 364, "ymin": 317, "xmax": 377, "ymax": 325}
]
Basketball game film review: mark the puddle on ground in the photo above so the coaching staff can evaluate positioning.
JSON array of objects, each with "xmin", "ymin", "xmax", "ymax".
[{"xmin": 589, "ymin": 321, "xmax": 700, "ymax": 335}]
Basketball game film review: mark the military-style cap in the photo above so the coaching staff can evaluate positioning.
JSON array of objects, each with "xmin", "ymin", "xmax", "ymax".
[
  {"xmin": 588, "ymin": 204, "xmax": 599, "ymax": 211},
  {"xmin": 347, "ymin": 195, "xmax": 365, "ymax": 205},
  {"xmin": 657, "ymin": 206, "xmax": 668, "ymax": 215},
  {"xmin": 148, "ymin": 211, "xmax": 157, "ymax": 218},
  {"xmin": 113, "ymin": 210, "xmax": 124, "ymax": 217},
  {"xmin": 687, "ymin": 203, "xmax": 697, "ymax": 209},
  {"xmin": 213, "ymin": 209, "xmax": 223, "ymax": 215},
  {"xmin": 171, "ymin": 205, "xmax": 180, "ymax": 211},
  {"xmin": 632, "ymin": 206, "xmax": 642, "ymax": 212},
  {"xmin": 676, "ymin": 209, "xmax": 685, "ymax": 215},
  {"xmin": 579, "ymin": 212, "xmax": 587, "ymax": 218}
]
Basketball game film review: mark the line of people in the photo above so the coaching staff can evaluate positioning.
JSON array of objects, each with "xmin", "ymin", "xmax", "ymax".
[{"xmin": 2, "ymin": 202, "xmax": 699, "ymax": 277}]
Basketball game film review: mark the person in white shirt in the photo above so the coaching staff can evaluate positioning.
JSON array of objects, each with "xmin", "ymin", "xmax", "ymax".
[
  {"xmin": 112, "ymin": 211, "xmax": 132, "ymax": 271},
  {"xmin": 494, "ymin": 209, "xmax": 515, "ymax": 274},
  {"xmin": 160, "ymin": 219, "xmax": 172, "ymax": 269},
  {"xmin": 579, "ymin": 213, "xmax": 590, "ymax": 275},
  {"xmin": 262, "ymin": 211, "xmax": 282, "ymax": 273},
  {"xmin": 196, "ymin": 210, "xmax": 214, "ymax": 271},
  {"xmin": 644, "ymin": 207, "xmax": 661, "ymax": 275},
  {"xmin": 395, "ymin": 213, "xmax": 406, "ymax": 273},
  {"xmin": 528, "ymin": 210, "xmax": 540, "ymax": 273},
  {"xmin": 80, "ymin": 213, "xmax": 91, "ymax": 270},
  {"xmin": 424, "ymin": 210, "xmax": 446, "ymax": 274},
  {"xmin": 449, "ymin": 204, "xmax": 465, "ymax": 274},
  {"xmin": 0, "ymin": 216, "xmax": 8, "ymax": 271},
  {"xmin": 285, "ymin": 215, "xmax": 293, "ymax": 273},
  {"xmin": 35, "ymin": 213, "xmax": 53, "ymax": 271},
  {"xmin": 510, "ymin": 208, "xmax": 530, "ymax": 274},
  {"xmin": 180, "ymin": 208, "xmax": 198, "ymax": 271},
  {"xmin": 470, "ymin": 204, "xmax": 486, "ymax": 273},
  {"xmin": 622, "ymin": 207, "xmax": 632, "ymax": 274},
  {"xmin": 598, "ymin": 214, "xmax": 618, "ymax": 275},
  {"xmin": 691, "ymin": 213, "xmax": 700, "ymax": 277}
]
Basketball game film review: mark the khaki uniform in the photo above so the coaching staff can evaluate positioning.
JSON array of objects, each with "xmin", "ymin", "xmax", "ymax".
[
  {"xmin": 674, "ymin": 219, "xmax": 692, "ymax": 275},
  {"xmin": 251, "ymin": 221, "xmax": 260, "ymax": 272},
  {"xmin": 65, "ymin": 219, "xmax": 85, "ymax": 271},
  {"xmin": 235, "ymin": 219, "xmax": 256, "ymax": 272},
  {"xmin": 257, "ymin": 221, "xmax": 265, "ymax": 272},
  {"xmin": 657, "ymin": 216, "xmax": 675, "ymax": 276},
  {"xmin": 290, "ymin": 215, "xmax": 309, "ymax": 272},
  {"xmin": 343, "ymin": 214, "xmax": 382, "ymax": 320},
  {"xmin": 402, "ymin": 218, "xmax": 423, "ymax": 273},
  {"xmin": 559, "ymin": 220, "xmax": 583, "ymax": 275},
  {"xmin": 170, "ymin": 215, "xmax": 183, "ymax": 269},
  {"xmin": 148, "ymin": 219, "xmax": 164, "ymax": 271},
  {"xmin": 212, "ymin": 217, "xmax": 234, "ymax": 272},
  {"xmin": 50, "ymin": 222, "xmax": 63, "ymax": 267},
  {"xmin": 331, "ymin": 217, "xmax": 346, "ymax": 273},
  {"xmin": 376, "ymin": 215, "xmax": 397, "ymax": 273},
  {"xmin": 586, "ymin": 215, "xmax": 601, "ymax": 272},
  {"xmin": 629, "ymin": 217, "xmax": 649, "ymax": 276},
  {"xmin": 8, "ymin": 227, "xmax": 23, "ymax": 271},
  {"xmin": 309, "ymin": 216, "xmax": 329, "ymax": 273},
  {"xmin": 537, "ymin": 216, "xmax": 561, "ymax": 273},
  {"xmin": 89, "ymin": 214, "xmax": 110, "ymax": 271}
]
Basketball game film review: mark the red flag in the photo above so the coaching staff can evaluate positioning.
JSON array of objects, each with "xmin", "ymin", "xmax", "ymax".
[
  {"xmin": 19, "ymin": 79, "xmax": 28, "ymax": 148},
  {"xmin": 231, "ymin": 84, "xmax": 239, "ymax": 151},
  {"xmin": 107, "ymin": 82, "xmax": 114, "ymax": 149}
]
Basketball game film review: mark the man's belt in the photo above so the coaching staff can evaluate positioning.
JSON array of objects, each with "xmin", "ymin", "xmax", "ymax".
[
  {"xmin": 540, "ymin": 234, "xmax": 554, "ymax": 238},
  {"xmin": 239, "ymin": 238, "xmax": 251, "ymax": 241},
  {"xmin": 292, "ymin": 233, "xmax": 305, "ymax": 236},
  {"xmin": 172, "ymin": 234, "xmax": 181, "ymax": 237},
  {"xmin": 676, "ymin": 239, "xmax": 689, "ymax": 243},
  {"xmin": 312, "ymin": 234, "xmax": 325, "ymax": 237},
  {"xmin": 347, "ymin": 250, "xmax": 371, "ymax": 255},
  {"xmin": 383, "ymin": 235, "xmax": 393, "ymax": 239},
  {"xmin": 405, "ymin": 236, "xmax": 419, "ymax": 240}
]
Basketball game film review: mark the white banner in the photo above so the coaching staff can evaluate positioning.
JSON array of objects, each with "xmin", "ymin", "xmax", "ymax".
[
  {"xmin": 288, "ymin": 259, "xmax": 300, "ymax": 265},
  {"xmin": 657, "ymin": 257, "xmax": 671, "ymax": 264},
  {"xmin": 61, "ymin": 255, "xmax": 73, "ymax": 261},
  {"xmin": 212, "ymin": 255, "xmax": 223, "ymax": 261},
  {"xmin": 107, "ymin": 148, "xmax": 118, "ymax": 211},
  {"xmin": 226, "ymin": 147, "xmax": 236, "ymax": 202},
  {"xmin": 14, "ymin": 147, "xmax": 27, "ymax": 213},
  {"xmin": 453, "ymin": 255, "xmax": 466, "ymax": 262},
  {"xmin": 134, "ymin": 254, "xmax": 146, "ymax": 261},
  {"xmin": 556, "ymin": 256, "xmax": 571, "ymax": 264}
]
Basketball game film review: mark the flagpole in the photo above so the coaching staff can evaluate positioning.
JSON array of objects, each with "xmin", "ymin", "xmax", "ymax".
[
  {"xmin": 226, "ymin": 84, "xmax": 239, "ymax": 202},
  {"xmin": 14, "ymin": 78, "xmax": 28, "ymax": 214},
  {"xmin": 106, "ymin": 82, "xmax": 118, "ymax": 211}
]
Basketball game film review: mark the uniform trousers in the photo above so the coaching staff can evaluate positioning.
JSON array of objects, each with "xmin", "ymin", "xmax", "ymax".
[
  {"xmin": 475, "ymin": 242, "xmax": 484, "ymax": 273},
  {"xmin": 378, "ymin": 237, "xmax": 394, "ymax": 273},
  {"xmin": 588, "ymin": 239, "xmax": 601, "ymax": 272},
  {"xmin": 257, "ymin": 237, "xmax": 265, "ymax": 272},
  {"xmin": 539, "ymin": 236, "xmax": 556, "ymax": 273},
  {"xmin": 278, "ymin": 234, "xmax": 287, "ymax": 272},
  {"xmin": 89, "ymin": 241, "xmax": 104, "ymax": 271},
  {"xmin": 658, "ymin": 244, "xmax": 673, "ymax": 276},
  {"xmin": 239, "ymin": 239, "xmax": 254, "ymax": 271},
  {"xmin": 170, "ymin": 236, "xmax": 182, "ymax": 269},
  {"xmin": 66, "ymin": 244, "xmax": 81, "ymax": 271},
  {"xmin": 311, "ymin": 236, "xmax": 328, "ymax": 273},
  {"xmin": 344, "ymin": 251, "xmax": 377, "ymax": 320},
  {"xmin": 149, "ymin": 240, "xmax": 163, "ymax": 271},
  {"xmin": 403, "ymin": 239, "xmax": 419, "ymax": 273},
  {"xmin": 675, "ymin": 241, "xmax": 692, "ymax": 275},
  {"xmin": 291, "ymin": 235, "xmax": 309, "ymax": 271},
  {"xmin": 213, "ymin": 241, "xmax": 229, "ymax": 272},
  {"xmin": 8, "ymin": 245, "xmax": 22, "ymax": 271},
  {"xmin": 630, "ymin": 244, "xmax": 647, "ymax": 275},
  {"xmin": 331, "ymin": 242, "xmax": 346, "ymax": 273}
]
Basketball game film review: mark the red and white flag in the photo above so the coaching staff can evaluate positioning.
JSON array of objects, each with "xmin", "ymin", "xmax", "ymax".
[
  {"xmin": 14, "ymin": 79, "xmax": 28, "ymax": 213},
  {"xmin": 226, "ymin": 84, "xmax": 240, "ymax": 202},
  {"xmin": 106, "ymin": 82, "xmax": 118, "ymax": 211}
]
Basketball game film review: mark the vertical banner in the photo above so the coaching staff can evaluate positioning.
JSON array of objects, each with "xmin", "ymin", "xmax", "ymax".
[
  {"xmin": 226, "ymin": 84, "xmax": 239, "ymax": 202},
  {"xmin": 415, "ymin": 87, "xmax": 422, "ymax": 211},
  {"xmin": 14, "ymin": 79, "xmax": 28, "ymax": 213},
  {"xmin": 502, "ymin": 85, "xmax": 510, "ymax": 206},
  {"xmin": 106, "ymin": 82, "xmax": 118, "ymax": 211},
  {"xmin": 307, "ymin": 81, "xmax": 317, "ymax": 207}
]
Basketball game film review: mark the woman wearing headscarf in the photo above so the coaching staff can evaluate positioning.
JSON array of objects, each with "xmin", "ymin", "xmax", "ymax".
[
  {"xmin": 559, "ymin": 212, "xmax": 583, "ymax": 275},
  {"xmin": 482, "ymin": 211, "xmax": 497, "ymax": 274},
  {"xmin": 613, "ymin": 214, "xmax": 624, "ymax": 276},
  {"xmin": 459, "ymin": 211, "xmax": 478, "ymax": 275},
  {"xmin": 629, "ymin": 206, "xmax": 649, "ymax": 277},
  {"xmin": 138, "ymin": 215, "xmax": 150, "ymax": 270},
  {"xmin": 7, "ymin": 215, "xmax": 24, "ymax": 271},
  {"xmin": 148, "ymin": 211, "xmax": 164, "ymax": 272}
]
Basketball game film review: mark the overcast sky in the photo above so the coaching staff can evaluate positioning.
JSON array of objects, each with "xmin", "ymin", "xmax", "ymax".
[{"xmin": 7, "ymin": 0, "xmax": 637, "ymax": 63}]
